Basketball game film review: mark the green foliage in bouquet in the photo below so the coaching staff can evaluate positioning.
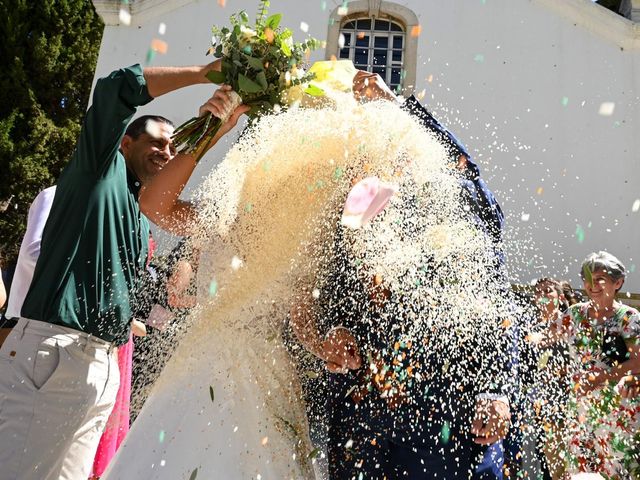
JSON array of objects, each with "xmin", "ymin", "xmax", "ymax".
[{"xmin": 173, "ymin": 0, "xmax": 322, "ymax": 161}]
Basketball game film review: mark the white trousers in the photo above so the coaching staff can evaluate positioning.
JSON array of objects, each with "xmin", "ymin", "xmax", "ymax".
[{"xmin": 0, "ymin": 319, "xmax": 120, "ymax": 480}]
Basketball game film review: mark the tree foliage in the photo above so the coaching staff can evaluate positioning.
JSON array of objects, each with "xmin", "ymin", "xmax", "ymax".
[{"xmin": 0, "ymin": 0, "xmax": 103, "ymax": 265}]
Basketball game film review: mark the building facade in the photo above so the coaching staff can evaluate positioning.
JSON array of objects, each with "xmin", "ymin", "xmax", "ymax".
[{"xmin": 92, "ymin": 0, "xmax": 640, "ymax": 294}]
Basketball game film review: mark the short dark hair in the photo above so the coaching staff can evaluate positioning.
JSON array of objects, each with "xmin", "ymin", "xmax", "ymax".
[
  {"xmin": 534, "ymin": 277, "xmax": 579, "ymax": 312},
  {"xmin": 125, "ymin": 115, "xmax": 174, "ymax": 139}
]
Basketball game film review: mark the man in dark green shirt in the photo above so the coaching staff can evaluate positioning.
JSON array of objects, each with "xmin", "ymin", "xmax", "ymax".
[{"xmin": 0, "ymin": 63, "xmax": 247, "ymax": 480}]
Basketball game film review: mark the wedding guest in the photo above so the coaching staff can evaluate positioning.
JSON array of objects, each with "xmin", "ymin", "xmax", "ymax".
[
  {"xmin": 0, "ymin": 62, "xmax": 246, "ymax": 480},
  {"xmin": 561, "ymin": 251, "xmax": 640, "ymax": 477},
  {"xmin": 518, "ymin": 278, "xmax": 577, "ymax": 479},
  {"xmin": 2, "ymin": 183, "xmax": 147, "ymax": 480}
]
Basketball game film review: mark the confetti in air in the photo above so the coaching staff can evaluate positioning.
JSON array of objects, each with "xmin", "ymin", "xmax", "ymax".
[
  {"xmin": 561, "ymin": 96, "xmax": 569, "ymax": 107},
  {"xmin": 474, "ymin": 53, "xmax": 485, "ymax": 63},
  {"xmin": 598, "ymin": 102, "xmax": 615, "ymax": 116},
  {"xmin": 337, "ymin": 6, "xmax": 349, "ymax": 16},
  {"xmin": 521, "ymin": 213, "xmax": 530, "ymax": 222},
  {"xmin": 114, "ymin": 77, "xmax": 553, "ymax": 478},
  {"xmin": 118, "ymin": 7, "xmax": 131, "ymax": 25},
  {"xmin": 410, "ymin": 25, "xmax": 422, "ymax": 37},
  {"xmin": 158, "ymin": 22, "xmax": 166, "ymax": 35},
  {"xmin": 145, "ymin": 48, "xmax": 156, "ymax": 64},
  {"xmin": 300, "ymin": 21, "xmax": 309, "ymax": 33},
  {"xmin": 575, "ymin": 224, "xmax": 585, "ymax": 243},
  {"xmin": 231, "ymin": 256, "xmax": 243, "ymax": 270},
  {"xmin": 217, "ymin": 0, "xmax": 226, "ymax": 6},
  {"xmin": 150, "ymin": 38, "xmax": 169, "ymax": 54},
  {"xmin": 208, "ymin": 279, "xmax": 218, "ymax": 296},
  {"xmin": 632, "ymin": 199, "xmax": 640, "ymax": 213}
]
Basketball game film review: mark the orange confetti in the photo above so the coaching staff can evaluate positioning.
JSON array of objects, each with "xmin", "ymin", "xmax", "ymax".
[
  {"xmin": 151, "ymin": 38, "xmax": 168, "ymax": 54},
  {"xmin": 501, "ymin": 318, "xmax": 512, "ymax": 328},
  {"xmin": 261, "ymin": 436, "xmax": 269, "ymax": 446},
  {"xmin": 536, "ymin": 187, "xmax": 543, "ymax": 195},
  {"xmin": 217, "ymin": 0, "xmax": 226, "ymax": 6},
  {"xmin": 427, "ymin": 74, "xmax": 433, "ymax": 83},
  {"xmin": 410, "ymin": 25, "xmax": 422, "ymax": 37}
]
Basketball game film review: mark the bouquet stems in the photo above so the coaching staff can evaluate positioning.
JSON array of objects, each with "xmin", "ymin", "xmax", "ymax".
[
  {"xmin": 172, "ymin": 113, "xmax": 222, "ymax": 163},
  {"xmin": 172, "ymin": 91, "xmax": 242, "ymax": 163}
]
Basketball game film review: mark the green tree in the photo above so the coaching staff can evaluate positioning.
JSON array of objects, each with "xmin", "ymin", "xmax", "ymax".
[{"xmin": 0, "ymin": 0, "xmax": 103, "ymax": 266}]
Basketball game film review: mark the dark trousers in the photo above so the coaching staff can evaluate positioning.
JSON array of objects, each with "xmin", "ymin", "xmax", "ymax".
[{"xmin": 327, "ymin": 375, "xmax": 500, "ymax": 479}]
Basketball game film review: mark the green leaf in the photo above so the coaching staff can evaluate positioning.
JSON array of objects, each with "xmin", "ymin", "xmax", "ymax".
[
  {"xmin": 256, "ymin": 71, "xmax": 268, "ymax": 89},
  {"xmin": 238, "ymin": 74, "xmax": 265, "ymax": 93},
  {"xmin": 189, "ymin": 468, "xmax": 198, "ymax": 480},
  {"xmin": 206, "ymin": 70, "xmax": 226, "ymax": 84},
  {"xmin": 583, "ymin": 263, "xmax": 593, "ymax": 288},
  {"xmin": 307, "ymin": 447, "xmax": 321, "ymax": 459},
  {"xmin": 239, "ymin": 10, "xmax": 250, "ymax": 23},
  {"xmin": 265, "ymin": 13, "xmax": 282, "ymax": 29},
  {"xmin": 209, "ymin": 385, "xmax": 215, "ymax": 402},
  {"xmin": 304, "ymin": 84, "xmax": 325, "ymax": 97},
  {"xmin": 280, "ymin": 28, "xmax": 292, "ymax": 39},
  {"xmin": 245, "ymin": 55, "xmax": 265, "ymax": 71},
  {"xmin": 280, "ymin": 40, "xmax": 291, "ymax": 57}
]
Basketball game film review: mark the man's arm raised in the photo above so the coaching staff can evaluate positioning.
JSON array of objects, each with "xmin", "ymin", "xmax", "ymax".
[
  {"xmin": 139, "ymin": 86, "xmax": 250, "ymax": 236},
  {"xmin": 143, "ymin": 62, "xmax": 219, "ymax": 99}
]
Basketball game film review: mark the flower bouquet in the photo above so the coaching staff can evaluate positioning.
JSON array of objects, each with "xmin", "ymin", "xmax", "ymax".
[{"xmin": 172, "ymin": 0, "xmax": 322, "ymax": 161}]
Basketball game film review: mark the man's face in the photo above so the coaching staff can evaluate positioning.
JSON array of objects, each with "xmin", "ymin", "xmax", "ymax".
[{"xmin": 121, "ymin": 120, "xmax": 176, "ymax": 184}]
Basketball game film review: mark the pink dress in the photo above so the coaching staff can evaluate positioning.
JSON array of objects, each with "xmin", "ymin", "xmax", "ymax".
[{"xmin": 91, "ymin": 335, "xmax": 133, "ymax": 477}]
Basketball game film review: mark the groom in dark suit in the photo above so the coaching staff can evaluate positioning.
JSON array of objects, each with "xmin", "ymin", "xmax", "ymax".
[{"xmin": 291, "ymin": 71, "xmax": 513, "ymax": 479}]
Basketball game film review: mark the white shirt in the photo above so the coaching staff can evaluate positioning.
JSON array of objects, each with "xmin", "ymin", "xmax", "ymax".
[{"xmin": 5, "ymin": 186, "xmax": 56, "ymax": 319}]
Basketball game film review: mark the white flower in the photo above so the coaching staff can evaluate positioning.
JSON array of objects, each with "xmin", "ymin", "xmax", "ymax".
[
  {"xmin": 291, "ymin": 66, "xmax": 305, "ymax": 80},
  {"xmin": 239, "ymin": 25, "xmax": 257, "ymax": 45}
]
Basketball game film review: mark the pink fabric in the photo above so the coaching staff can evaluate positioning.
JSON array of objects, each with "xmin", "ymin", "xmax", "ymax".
[{"xmin": 91, "ymin": 336, "xmax": 133, "ymax": 477}]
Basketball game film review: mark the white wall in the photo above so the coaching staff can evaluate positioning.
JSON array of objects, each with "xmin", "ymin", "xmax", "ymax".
[{"xmin": 93, "ymin": 0, "xmax": 640, "ymax": 291}]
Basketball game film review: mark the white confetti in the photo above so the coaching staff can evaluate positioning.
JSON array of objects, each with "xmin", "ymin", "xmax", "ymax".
[
  {"xmin": 158, "ymin": 22, "xmax": 166, "ymax": 35},
  {"xmin": 231, "ymin": 256, "xmax": 243, "ymax": 270},
  {"xmin": 338, "ymin": 33, "xmax": 346, "ymax": 49},
  {"xmin": 118, "ymin": 7, "xmax": 131, "ymax": 26},
  {"xmin": 521, "ymin": 213, "xmax": 530, "ymax": 222},
  {"xmin": 300, "ymin": 22, "xmax": 309, "ymax": 33},
  {"xmin": 312, "ymin": 288, "xmax": 320, "ymax": 299},
  {"xmin": 337, "ymin": 6, "xmax": 349, "ymax": 16},
  {"xmin": 632, "ymin": 199, "xmax": 640, "ymax": 213},
  {"xmin": 345, "ymin": 439, "xmax": 354, "ymax": 449},
  {"xmin": 598, "ymin": 102, "xmax": 615, "ymax": 116}
]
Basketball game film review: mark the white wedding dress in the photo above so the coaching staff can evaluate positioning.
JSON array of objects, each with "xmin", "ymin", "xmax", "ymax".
[{"xmin": 104, "ymin": 316, "xmax": 313, "ymax": 480}]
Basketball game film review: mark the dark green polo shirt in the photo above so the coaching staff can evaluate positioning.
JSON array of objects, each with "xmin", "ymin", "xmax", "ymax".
[{"xmin": 21, "ymin": 65, "xmax": 153, "ymax": 345}]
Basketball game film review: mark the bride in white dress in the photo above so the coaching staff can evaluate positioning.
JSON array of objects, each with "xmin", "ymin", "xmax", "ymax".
[{"xmin": 104, "ymin": 81, "xmax": 455, "ymax": 479}]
